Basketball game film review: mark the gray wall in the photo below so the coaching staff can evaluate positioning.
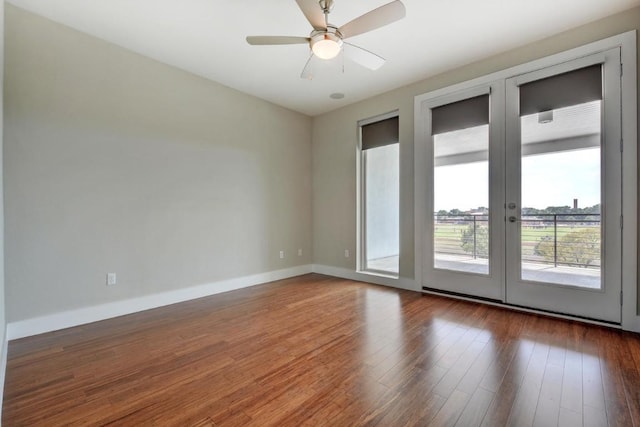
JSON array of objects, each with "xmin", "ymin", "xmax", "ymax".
[
  {"xmin": 312, "ymin": 7, "xmax": 640, "ymax": 300},
  {"xmin": 4, "ymin": 5, "xmax": 312, "ymax": 322}
]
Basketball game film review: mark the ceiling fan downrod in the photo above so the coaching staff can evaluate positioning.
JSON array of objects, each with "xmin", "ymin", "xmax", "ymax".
[{"xmin": 318, "ymin": 0, "xmax": 334, "ymax": 25}]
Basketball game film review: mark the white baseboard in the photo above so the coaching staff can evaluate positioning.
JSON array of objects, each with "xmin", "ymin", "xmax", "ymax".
[
  {"xmin": 7, "ymin": 265, "xmax": 312, "ymax": 340},
  {"xmin": 312, "ymin": 264, "xmax": 418, "ymax": 292}
]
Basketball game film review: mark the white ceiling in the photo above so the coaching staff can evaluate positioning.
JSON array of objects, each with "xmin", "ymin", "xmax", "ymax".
[{"xmin": 7, "ymin": 0, "xmax": 640, "ymax": 116}]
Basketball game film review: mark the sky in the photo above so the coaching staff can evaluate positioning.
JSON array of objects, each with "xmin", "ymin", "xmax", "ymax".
[{"xmin": 434, "ymin": 148, "xmax": 600, "ymax": 211}]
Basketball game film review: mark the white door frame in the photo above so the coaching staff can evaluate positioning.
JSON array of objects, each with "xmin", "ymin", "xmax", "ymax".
[
  {"xmin": 414, "ymin": 31, "xmax": 638, "ymax": 331},
  {"xmin": 504, "ymin": 49, "xmax": 622, "ymax": 323},
  {"xmin": 417, "ymin": 83, "xmax": 505, "ymax": 301}
]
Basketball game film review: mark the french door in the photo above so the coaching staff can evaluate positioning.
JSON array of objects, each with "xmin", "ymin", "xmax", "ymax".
[
  {"xmin": 504, "ymin": 50, "xmax": 621, "ymax": 322},
  {"xmin": 422, "ymin": 84, "xmax": 505, "ymax": 301},
  {"xmin": 421, "ymin": 49, "xmax": 622, "ymax": 323}
]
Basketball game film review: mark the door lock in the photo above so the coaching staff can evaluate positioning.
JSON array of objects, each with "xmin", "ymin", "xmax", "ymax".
[
  {"xmin": 508, "ymin": 202, "xmax": 517, "ymax": 209},
  {"xmin": 508, "ymin": 216, "xmax": 519, "ymax": 223}
]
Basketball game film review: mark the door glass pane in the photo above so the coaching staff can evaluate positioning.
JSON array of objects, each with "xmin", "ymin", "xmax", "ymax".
[
  {"xmin": 365, "ymin": 143, "xmax": 399, "ymax": 273},
  {"xmin": 433, "ymin": 124, "xmax": 489, "ymax": 274},
  {"xmin": 520, "ymin": 100, "xmax": 601, "ymax": 288}
]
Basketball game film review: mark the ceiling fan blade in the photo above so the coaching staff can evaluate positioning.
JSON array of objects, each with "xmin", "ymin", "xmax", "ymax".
[
  {"xmin": 344, "ymin": 43, "xmax": 385, "ymax": 70},
  {"xmin": 300, "ymin": 54, "xmax": 315, "ymax": 80},
  {"xmin": 295, "ymin": 0, "xmax": 326, "ymax": 31},
  {"xmin": 246, "ymin": 36, "xmax": 310, "ymax": 45},
  {"xmin": 339, "ymin": 0, "xmax": 406, "ymax": 39}
]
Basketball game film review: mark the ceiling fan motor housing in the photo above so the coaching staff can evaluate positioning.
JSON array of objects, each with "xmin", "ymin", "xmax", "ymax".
[{"xmin": 318, "ymin": 0, "xmax": 335, "ymax": 14}]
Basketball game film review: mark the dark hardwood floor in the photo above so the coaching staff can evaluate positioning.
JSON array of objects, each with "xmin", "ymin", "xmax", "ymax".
[{"xmin": 3, "ymin": 274, "xmax": 640, "ymax": 426}]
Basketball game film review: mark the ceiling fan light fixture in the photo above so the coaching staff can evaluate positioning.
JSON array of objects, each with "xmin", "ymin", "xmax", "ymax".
[
  {"xmin": 311, "ymin": 32, "xmax": 343, "ymax": 60},
  {"xmin": 247, "ymin": 0, "xmax": 406, "ymax": 76}
]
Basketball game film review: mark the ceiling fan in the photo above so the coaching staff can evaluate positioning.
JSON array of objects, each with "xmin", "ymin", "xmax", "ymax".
[{"xmin": 246, "ymin": 0, "xmax": 406, "ymax": 79}]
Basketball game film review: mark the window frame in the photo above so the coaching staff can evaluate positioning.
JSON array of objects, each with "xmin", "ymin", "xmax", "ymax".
[{"xmin": 357, "ymin": 110, "xmax": 400, "ymax": 277}]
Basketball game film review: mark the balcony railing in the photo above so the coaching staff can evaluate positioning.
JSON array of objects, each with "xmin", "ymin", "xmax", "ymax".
[
  {"xmin": 434, "ymin": 213, "xmax": 601, "ymax": 269},
  {"xmin": 434, "ymin": 214, "xmax": 489, "ymax": 259}
]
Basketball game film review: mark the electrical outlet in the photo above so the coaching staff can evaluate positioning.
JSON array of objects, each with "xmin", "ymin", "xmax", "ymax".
[
  {"xmin": 279, "ymin": 250, "xmax": 284, "ymax": 259},
  {"xmin": 298, "ymin": 249, "xmax": 302, "ymax": 256},
  {"xmin": 344, "ymin": 249, "xmax": 350, "ymax": 258},
  {"xmin": 107, "ymin": 273, "xmax": 117, "ymax": 286}
]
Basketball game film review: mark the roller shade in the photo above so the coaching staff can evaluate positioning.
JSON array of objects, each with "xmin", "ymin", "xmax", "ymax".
[
  {"xmin": 519, "ymin": 64, "xmax": 602, "ymax": 116},
  {"xmin": 361, "ymin": 116, "xmax": 399, "ymax": 150},
  {"xmin": 431, "ymin": 94, "xmax": 489, "ymax": 135}
]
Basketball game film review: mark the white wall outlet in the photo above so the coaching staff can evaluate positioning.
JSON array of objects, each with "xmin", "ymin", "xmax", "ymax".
[
  {"xmin": 279, "ymin": 250, "xmax": 284, "ymax": 259},
  {"xmin": 298, "ymin": 249, "xmax": 302, "ymax": 256},
  {"xmin": 344, "ymin": 249, "xmax": 350, "ymax": 258},
  {"xmin": 107, "ymin": 273, "xmax": 117, "ymax": 286}
]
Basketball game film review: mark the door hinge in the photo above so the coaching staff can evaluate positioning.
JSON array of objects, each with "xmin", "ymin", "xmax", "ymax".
[
  {"xmin": 620, "ymin": 290, "xmax": 624, "ymax": 306},
  {"xmin": 620, "ymin": 215, "xmax": 623, "ymax": 229},
  {"xmin": 620, "ymin": 138, "xmax": 624, "ymax": 152},
  {"xmin": 620, "ymin": 63, "xmax": 624, "ymax": 76}
]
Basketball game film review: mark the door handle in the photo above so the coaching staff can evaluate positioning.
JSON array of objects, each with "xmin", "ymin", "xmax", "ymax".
[{"xmin": 508, "ymin": 216, "xmax": 519, "ymax": 223}]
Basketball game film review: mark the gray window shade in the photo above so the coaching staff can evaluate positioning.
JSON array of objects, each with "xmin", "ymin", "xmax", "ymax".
[
  {"xmin": 431, "ymin": 95, "xmax": 489, "ymax": 135},
  {"xmin": 519, "ymin": 64, "xmax": 602, "ymax": 116},
  {"xmin": 361, "ymin": 116, "xmax": 399, "ymax": 150}
]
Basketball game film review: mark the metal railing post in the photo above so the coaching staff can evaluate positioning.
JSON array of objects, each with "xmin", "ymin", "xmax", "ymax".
[
  {"xmin": 473, "ymin": 216, "xmax": 477, "ymax": 259},
  {"xmin": 553, "ymin": 214, "xmax": 558, "ymax": 267}
]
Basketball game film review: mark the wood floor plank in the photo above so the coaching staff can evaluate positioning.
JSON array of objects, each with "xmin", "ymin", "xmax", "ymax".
[
  {"xmin": 3, "ymin": 274, "xmax": 640, "ymax": 426},
  {"xmin": 583, "ymin": 404, "xmax": 608, "ymax": 427},
  {"xmin": 558, "ymin": 407, "xmax": 583, "ymax": 427},
  {"xmin": 479, "ymin": 338, "xmax": 540, "ymax": 427},
  {"xmin": 456, "ymin": 334, "xmax": 511, "ymax": 395},
  {"xmin": 429, "ymin": 389, "xmax": 470, "ymax": 427},
  {"xmin": 454, "ymin": 387, "xmax": 494, "ymax": 427},
  {"xmin": 506, "ymin": 341, "xmax": 549, "ymax": 426},
  {"xmin": 616, "ymin": 333, "xmax": 640, "ymax": 425},
  {"xmin": 598, "ymin": 328, "xmax": 635, "ymax": 427},
  {"xmin": 432, "ymin": 339, "xmax": 486, "ymax": 398},
  {"xmin": 533, "ymin": 347, "xmax": 565, "ymax": 427},
  {"xmin": 561, "ymin": 348, "xmax": 584, "ymax": 417},
  {"xmin": 582, "ymin": 353, "xmax": 606, "ymax": 412}
]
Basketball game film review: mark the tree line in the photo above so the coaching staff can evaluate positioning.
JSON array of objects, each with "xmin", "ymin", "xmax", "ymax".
[{"xmin": 436, "ymin": 204, "xmax": 600, "ymax": 217}]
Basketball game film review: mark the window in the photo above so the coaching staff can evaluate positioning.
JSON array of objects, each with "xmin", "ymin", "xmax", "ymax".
[
  {"xmin": 517, "ymin": 65, "xmax": 603, "ymax": 287},
  {"xmin": 432, "ymin": 95, "xmax": 491, "ymax": 275},
  {"xmin": 360, "ymin": 114, "xmax": 399, "ymax": 275}
]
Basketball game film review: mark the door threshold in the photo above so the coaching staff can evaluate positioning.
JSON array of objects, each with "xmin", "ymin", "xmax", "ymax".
[{"xmin": 421, "ymin": 286, "xmax": 621, "ymax": 328}]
